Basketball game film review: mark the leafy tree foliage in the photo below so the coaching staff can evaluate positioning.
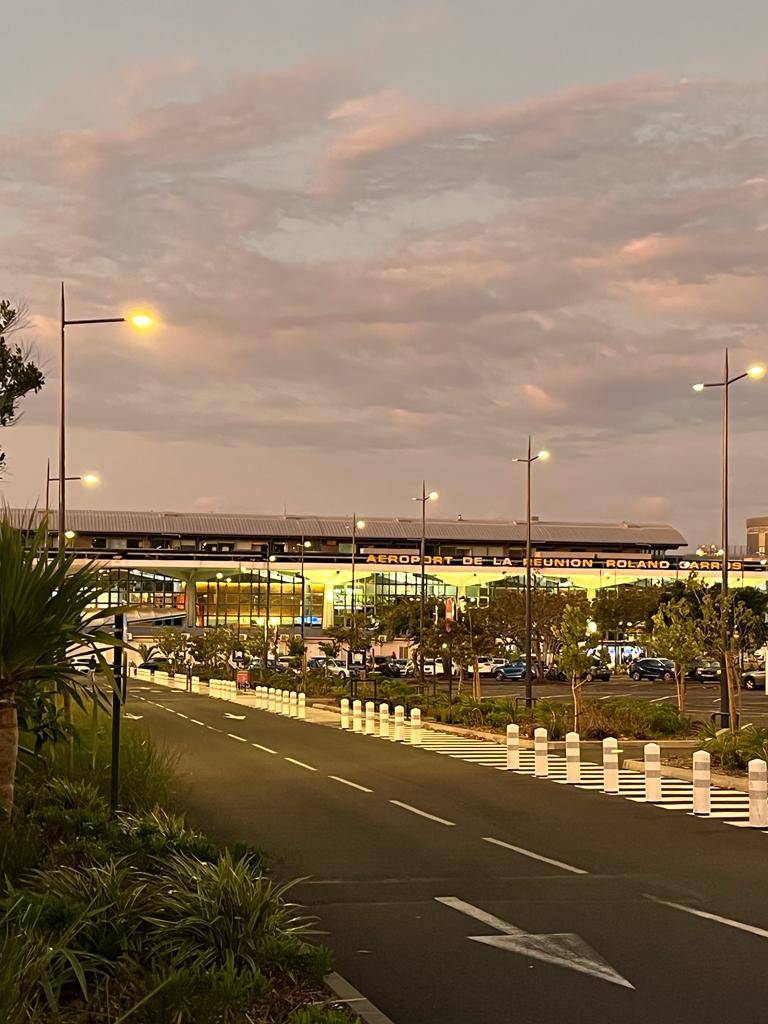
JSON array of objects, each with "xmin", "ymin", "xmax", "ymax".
[
  {"xmin": 553, "ymin": 604, "xmax": 593, "ymax": 731},
  {"xmin": 0, "ymin": 301, "xmax": 44, "ymax": 474},
  {"xmin": 650, "ymin": 598, "xmax": 704, "ymax": 715}
]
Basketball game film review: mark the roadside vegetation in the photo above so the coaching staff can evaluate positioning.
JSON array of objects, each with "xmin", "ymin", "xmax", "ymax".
[{"xmin": 1, "ymin": 709, "xmax": 353, "ymax": 1024}]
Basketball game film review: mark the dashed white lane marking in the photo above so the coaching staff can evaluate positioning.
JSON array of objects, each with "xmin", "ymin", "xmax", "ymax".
[
  {"xmin": 206, "ymin": 726, "xmax": 222, "ymax": 733},
  {"xmin": 190, "ymin": 719, "xmax": 204, "ymax": 726},
  {"xmin": 646, "ymin": 895, "xmax": 768, "ymax": 940},
  {"xmin": 253, "ymin": 742, "xmax": 277, "ymax": 754},
  {"xmin": 227, "ymin": 733, "xmax": 247, "ymax": 742},
  {"xmin": 177, "ymin": 713, "xmax": 189, "ymax": 719},
  {"xmin": 329, "ymin": 775, "xmax": 374, "ymax": 793},
  {"xmin": 483, "ymin": 836, "xmax": 588, "ymax": 875},
  {"xmin": 285, "ymin": 757, "xmax": 318, "ymax": 771},
  {"xmin": 389, "ymin": 800, "xmax": 455, "ymax": 826}
]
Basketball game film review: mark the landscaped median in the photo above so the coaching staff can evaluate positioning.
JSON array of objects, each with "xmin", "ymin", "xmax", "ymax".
[{"xmin": 0, "ymin": 714, "xmax": 355, "ymax": 1024}]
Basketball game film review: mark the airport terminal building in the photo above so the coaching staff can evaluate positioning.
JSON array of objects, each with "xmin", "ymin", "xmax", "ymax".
[{"xmin": 14, "ymin": 509, "xmax": 768, "ymax": 634}]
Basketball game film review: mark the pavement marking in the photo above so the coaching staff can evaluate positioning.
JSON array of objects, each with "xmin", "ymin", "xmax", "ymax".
[
  {"xmin": 435, "ymin": 896, "xmax": 634, "ymax": 989},
  {"xmin": 389, "ymin": 800, "xmax": 455, "ymax": 826},
  {"xmin": 650, "ymin": 695, "xmax": 676, "ymax": 703},
  {"xmin": 646, "ymin": 895, "xmax": 768, "ymax": 940},
  {"xmin": 252, "ymin": 742, "xmax": 278, "ymax": 754},
  {"xmin": 224, "ymin": 713, "xmax": 246, "ymax": 719},
  {"xmin": 324, "ymin": 971, "xmax": 397, "ymax": 1024},
  {"xmin": 227, "ymin": 733, "xmax": 247, "ymax": 742},
  {"xmin": 483, "ymin": 836, "xmax": 588, "ymax": 875},
  {"xmin": 177, "ymin": 713, "xmax": 189, "ymax": 719},
  {"xmin": 190, "ymin": 719, "xmax": 204, "ymax": 725},
  {"xmin": 206, "ymin": 726, "xmax": 223, "ymax": 733},
  {"xmin": 285, "ymin": 757, "xmax": 318, "ymax": 771},
  {"xmin": 329, "ymin": 775, "xmax": 374, "ymax": 793}
]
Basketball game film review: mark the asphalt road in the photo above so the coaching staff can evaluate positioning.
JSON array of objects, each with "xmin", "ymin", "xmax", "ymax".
[{"xmin": 131, "ymin": 686, "xmax": 768, "ymax": 1024}]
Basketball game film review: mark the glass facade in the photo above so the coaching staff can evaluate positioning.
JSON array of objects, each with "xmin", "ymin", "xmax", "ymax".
[{"xmin": 195, "ymin": 572, "xmax": 324, "ymax": 628}]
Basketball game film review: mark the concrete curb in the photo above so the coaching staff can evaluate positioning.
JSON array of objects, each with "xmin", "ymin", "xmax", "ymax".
[
  {"xmin": 623, "ymin": 758, "xmax": 749, "ymax": 793},
  {"xmin": 324, "ymin": 972, "xmax": 395, "ymax": 1023}
]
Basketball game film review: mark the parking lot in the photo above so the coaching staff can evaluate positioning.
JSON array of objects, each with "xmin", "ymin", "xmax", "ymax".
[{"xmin": 472, "ymin": 676, "xmax": 768, "ymax": 725}]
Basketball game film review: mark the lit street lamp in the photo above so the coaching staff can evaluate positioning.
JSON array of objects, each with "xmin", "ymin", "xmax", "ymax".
[
  {"xmin": 412, "ymin": 483, "xmax": 439, "ymax": 688},
  {"xmin": 45, "ymin": 459, "xmax": 99, "ymax": 524},
  {"xmin": 513, "ymin": 438, "xmax": 550, "ymax": 707},
  {"xmin": 692, "ymin": 350, "xmax": 764, "ymax": 726},
  {"xmin": 350, "ymin": 517, "xmax": 366, "ymax": 618},
  {"xmin": 58, "ymin": 283, "xmax": 152, "ymax": 551},
  {"xmin": 299, "ymin": 538, "xmax": 312, "ymax": 643}
]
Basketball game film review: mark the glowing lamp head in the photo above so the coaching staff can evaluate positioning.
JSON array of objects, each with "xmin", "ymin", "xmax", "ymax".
[
  {"xmin": 428, "ymin": 491, "xmax": 439, "ymax": 501},
  {"xmin": 268, "ymin": 554, "xmax": 277, "ymax": 562},
  {"xmin": 81, "ymin": 472, "xmax": 99, "ymax": 488},
  {"xmin": 355, "ymin": 519, "xmax": 366, "ymax": 529},
  {"xmin": 129, "ymin": 313, "xmax": 153, "ymax": 329},
  {"xmin": 303, "ymin": 540, "xmax": 312, "ymax": 548},
  {"xmin": 692, "ymin": 383, "xmax": 705, "ymax": 392},
  {"xmin": 215, "ymin": 572, "xmax": 223, "ymax": 579},
  {"xmin": 537, "ymin": 450, "xmax": 551, "ymax": 462},
  {"xmin": 748, "ymin": 365, "xmax": 766, "ymax": 380},
  {"xmin": 64, "ymin": 530, "xmax": 76, "ymax": 540},
  {"xmin": 587, "ymin": 620, "xmax": 598, "ymax": 634}
]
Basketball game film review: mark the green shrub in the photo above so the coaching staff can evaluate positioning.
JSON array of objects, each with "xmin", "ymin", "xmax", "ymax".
[
  {"xmin": 287, "ymin": 1007, "xmax": 355, "ymax": 1024},
  {"xmin": 698, "ymin": 723, "xmax": 768, "ymax": 772}
]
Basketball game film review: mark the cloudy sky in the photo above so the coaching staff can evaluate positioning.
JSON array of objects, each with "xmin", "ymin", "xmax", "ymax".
[{"xmin": 2, "ymin": 0, "xmax": 768, "ymax": 549}]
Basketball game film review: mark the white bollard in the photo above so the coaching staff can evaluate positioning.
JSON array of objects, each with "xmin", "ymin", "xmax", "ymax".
[
  {"xmin": 394, "ymin": 705, "xmax": 405, "ymax": 742},
  {"xmin": 534, "ymin": 727, "xmax": 548, "ymax": 778},
  {"xmin": 565, "ymin": 731, "xmax": 581, "ymax": 784},
  {"xmin": 379, "ymin": 703, "xmax": 390, "ymax": 737},
  {"xmin": 282, "ymin": 690, "xmax": 290, "ymax": 716},
  {"xmin": 506, "ymin": 724, "xmax": 520, "ymax": 771},
  {"xmin": 410, "ymin": 708, "xmax": 422, "ymax": 745},
  {"xmin": 749, "ymin": 758, "xmax": 768, "ymax": 828},
  {"xmin": 289, "ymin": 691, "xmax": 298, "ymax": 718},
  {"xmin": 692, "ymin": 750, "xmax": 711, "ymax": 816},
  {"xmin": 365, "ymin": 701, "xmax": 375, "ymax": 734},
  {"xmin": 298, "ymin": 692, "xmax": 306, "ymax": 720},
  {"xmin": 255, "ymin": 685, "xmax": 263, "ymax": 708},
  {"xmin": 603, "ymin": 737, "xmax": 619, "ymax": 794},
  {"xmin": 340, "ymin": 698, "xmax": 350, "ymax": 729},
  {"xmin": 268, "ymin": 687, "xmax": 276, "ymax": 713},
  {"xmin": 352, "ymin": 699, "xmax": 363, "ymax": 733},
  {"xmin": 644, "ymin": 743, "xmax": 662, "ymax": 803}
]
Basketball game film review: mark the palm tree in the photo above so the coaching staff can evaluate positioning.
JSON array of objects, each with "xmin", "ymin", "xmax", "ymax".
[{"xmin": 0, "ymin": 513, "xmax": 118, "ymax": 814}]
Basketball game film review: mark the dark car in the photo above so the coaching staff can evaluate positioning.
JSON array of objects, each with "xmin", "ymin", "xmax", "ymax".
[
  {"xmin": 630, "ymin": 657, "xmax": 675, "ymax": 681},
  {"xmin": 686, "ymin": 658, "xmax": 721, "ymax": 682},
  {"xmin": 138, "ymin": 658, "xmax": 168, "ymax": 672},
  {"xmin": 743, "ymin": 669, "xmax": 767, "ymax": 691},
  {"xmin": 494, "ymin": 661, "xmax": 541, "ymax": 681},
  {"xmin": 546, "ymin": 661, "xmax": 611, "ymax": 683},
  {"xmin": 370, "ymin": 656, "xmax": 401, "ymax": 678}
]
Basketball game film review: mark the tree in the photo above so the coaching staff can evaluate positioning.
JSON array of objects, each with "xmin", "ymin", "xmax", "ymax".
[
  {"xmin": 553, "ymin": 604, "xmax": 594, "ymax": 732},
  {"xmin": 650, "ymin": 598, "xmax": 703, "ymax": 715},
  {"xmin": 488, "ymin": 586, "xmax": 590, "ymax": 666},
  {"xmin": 701, "ymin": 589, "xmax": 762, "ymax": 727},
  {"xmin": 191, "ymin": 625, "xmax": 237, "ymax": 675},
  {"xmin": 155, "ymin": 627, "xmax": 189, "ymax": 665},
  {"xmin": 0, "ymin": 301, "xmax": 44, "ymax": 474},
  {"xmin": 0, "ymin": 514, "xmax": 117, "ymax": 813},
  {"xmin": 592, "ymin": 583, "xmax": 665, "ymax": 653}
]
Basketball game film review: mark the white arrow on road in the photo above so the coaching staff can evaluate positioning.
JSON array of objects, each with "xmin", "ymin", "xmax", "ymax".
[
  {"xmin": 435, "ymin": 897, "xmax": 634, "ymax": 989},
  {"xmin": 223, "ymin": 713, "xmax": 246, "ymax": 720},
  {"xmin": 124, "ymin": 713, "xmax": 144, "ymax": 720}
]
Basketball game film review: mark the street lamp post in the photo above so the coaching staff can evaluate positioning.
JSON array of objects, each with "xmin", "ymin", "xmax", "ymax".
[
  {"xmin": 692, "ymin": 350, "xmax": 764, "ymax": 726},
  {"xmin": 513, "ymin": 438, "xmax": 550, "ymax": 708},
  {"xmin": 412, "ymin": 483, "xmax": 439, "ymax": 689},
  {"xmin": 58, "ymin": 283, "xmax": 152, "ymax": 550},
  {"xmin": 350, "ymin": 517, "xmax": 366, "ymax": 619}
]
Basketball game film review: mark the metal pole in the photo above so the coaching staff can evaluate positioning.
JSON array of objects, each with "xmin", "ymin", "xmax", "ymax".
[
  {"xmin": 58, "ymin": 283, "xmax": 66, "ymax": 552},
  {"xmin": 264, "ymin": 560, "xmax": 271, "ymax": 677},
  {"xmin": 351, "ymin": 515, "xmax": 356, "ymax": 619},
  {"xmin": 721, "ymin": 348, "xmax": 731, "ymax": 727},
  {"xmin": 110, "ymin": 612, "xmax": 125, "ymax": 814},
  {"xmin": 524, "ymin": 436, "xmax": 533, "ymax": 707},
  {"xmin": 420, "ymin": 480, "xmax": 426, "ymax": 689}
]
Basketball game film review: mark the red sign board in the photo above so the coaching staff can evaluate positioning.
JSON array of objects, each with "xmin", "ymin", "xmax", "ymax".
[{"xmin": 236, "ymin": 670, "xmax": 249, "ymax": 685}]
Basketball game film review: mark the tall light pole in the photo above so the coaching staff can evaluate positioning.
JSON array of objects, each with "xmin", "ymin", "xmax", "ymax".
[
  {"xmin": 299, "ymin": 538, "xmax": 312, "ymax": 641},
  {"xmin": 692, "ymin": 351, "xmax": 764, "ymax": 726},
  {"xmin": 412, "ymin": 483, "xmax": 439, "ymax": 688},
  {"xmin": 58, "ymin": 283, "xmax": 152, "ymax": 550},
  {"xmin": 350, "ymin": 516, "xmax": 366, "ymax": 619},
  {"xmin": 45, "ymin": 462, "xmax": 99, "ymax": 517},
  {"xmin": 513, "ymin": 439, "xmax": 550, "ymax": 707}
]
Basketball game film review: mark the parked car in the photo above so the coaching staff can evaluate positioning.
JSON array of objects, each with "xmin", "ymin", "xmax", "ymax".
[
  {"xmin": 494, "ymin": 661, "xmax": 541, "ymax": 681},
  {"xmin": 404, "ymin": 659, "xmax": 442, "ymax": 677},
  {"xmin": 370, "ymin": 656, "xmax": 401, "ymax": 678},
  {"xmin": 546, "ymin": 660, "xmax": 611, "ymax": 683},
  {"xmin": 308, "ymin": 656, "xmax": 351, "ymax": 679},
  {"xmin": 742, "ymin": 669, "xmax": 767, "ymax": 690},
  {"xmin": 138, "ymin": 658, "xmax": 168, "ymax": 672},
  {"xmin": 477, "ymin": 657, "xmax": 508, "ymax": 677},
  {"xmin": 686, "ymin": 658, "xmax": 721, "ymax": 682},
  {"xmin": 629, "ymin": 657, "xmax": 675, "ymax": 681}
]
